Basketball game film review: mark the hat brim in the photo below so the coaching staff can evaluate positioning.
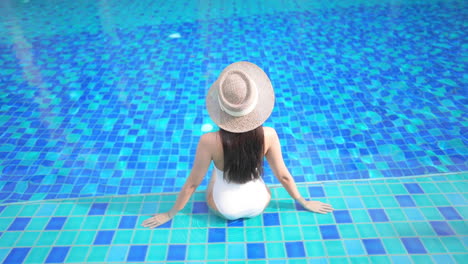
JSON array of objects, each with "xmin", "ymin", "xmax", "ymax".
[{"xmin": 206, "ymin": 61, "xmax": 275, "ymax": 133}]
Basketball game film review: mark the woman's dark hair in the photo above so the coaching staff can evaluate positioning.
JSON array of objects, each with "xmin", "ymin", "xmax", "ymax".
[{"xmin": 220, "ymin": 126, "xmax": 264, "ymax": 184}]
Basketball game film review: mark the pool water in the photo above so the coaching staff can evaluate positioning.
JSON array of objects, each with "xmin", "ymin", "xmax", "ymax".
[{"xmin": 0, "ymin": 0, "xmax": 466, "ymax": 263}]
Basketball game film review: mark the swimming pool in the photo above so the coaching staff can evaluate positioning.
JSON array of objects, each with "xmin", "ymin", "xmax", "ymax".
[
  {"xmin": 0, "ymin": 0, "xmax": 466, "ymax": 203},
  {"xmin": 0, "ymin": 0, "xmax": 467, "ymax": 263}
]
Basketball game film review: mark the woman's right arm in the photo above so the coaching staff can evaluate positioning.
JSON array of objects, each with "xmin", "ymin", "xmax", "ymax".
[{"xmin": 265, "ymin": 127, "xmax": 333, "ymax": 214}]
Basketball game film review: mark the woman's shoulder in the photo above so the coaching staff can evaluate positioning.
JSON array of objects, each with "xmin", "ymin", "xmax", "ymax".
[{"xmin": 262, "ymin": 126, "xmax": 278, "ymax": 138}]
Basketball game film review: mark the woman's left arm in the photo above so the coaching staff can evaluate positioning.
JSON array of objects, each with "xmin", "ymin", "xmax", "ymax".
[{"xmin": 142, "ymin": 134, "xmax": 213, "ymax": 228}]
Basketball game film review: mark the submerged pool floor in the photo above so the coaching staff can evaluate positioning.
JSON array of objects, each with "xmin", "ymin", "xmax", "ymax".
[{"xmin": 0, "ymin": 173, "xmax": 466, "ymax": 263}]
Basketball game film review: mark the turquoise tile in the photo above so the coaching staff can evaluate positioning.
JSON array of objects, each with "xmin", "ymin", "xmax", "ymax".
[
  {"xmin": 245, "ymin": 228, "xmax": 265, "ymax": 242},
  {"xmin": 440, "ymin": 237, "xmax": 466, "ymax": 253},
  {"xmin": 147, "ymin": 245, "xmax": 168, "ymax": 261},
  {"xmin": 187, "ymin": 244, "xmax": 207, "ymax": 261},
  {"xmin": 297, "ymin": 211, "xmax": 317, "ymax": 225},
  {"xmin": 449, "ymin": 221, "xmax": 468, "ymax": 236},
  {"xmin": 327, "ymin": 198, "xmax": 347, "ymax": 210},
  {"xmin": 74, "ymin": 231, "xmax": 98, "ymax": 245},
  {"xmin": 371, "ymin": 184, "xmax": 392, "ymax": 195},
  {"xmin": 226, "ymin": 228, "xmax": 245, "ymax": 242},
  {"xmin": 437, "ymin": 182, "xmax": 458, "ymax": 193},
  {"xmin": 24, "ymin": 247, "xmax": 49, "ymax": 264},
  {"xmin": 430, "ymin": 194, "xmax": 451, "ymax": 206},
  {"xmin": 132, "ymin": 229, "xmax": 151, "ymax": 244},
  {"xmin": 356, "ymin": 224, "xmax": 378, "ymax": 238},
  {"xmin": 172, "ymin": 214, "xmax": 191, "ymax": 228},
  {"xmin": 392, "ymin": 222, "xmax": 416, "ymax": 237},
  {"xmin": 329, "ymin": 257, "xmax": 351, "ymax": 264},
  {"xmin": 305, "ymin": 241, "xmax": 326, "ymax": 257},
  {"xmin": 264, "ymin": 227, "xmax": 283, "ymax": 242},
  {"xmin": 420, "ymin": 207, "xmax": 444, "ymax": 220},
  {"xmin": 356, "ymin": 184, "xmax": 375, "ymax": 196},
  {"xmin": 419, "ymin": 182, "xmax": 440, "ymax": 193},
  {"xmin": 411, "ymin": 222, "xmax": 436, "ymax": 236},
  {"xmin": 280, "ymin": 212, "xmax": 299, "ymax": 225},
  {"xmin": 107, "ymin": 246, "xmax": 129, "ymax": 262},
  {"xmin": 301, "ymin": 226, "xmax": 322, "ymax": 240},
  {"xmin": 361, "ymin": 197, "xmax": 381, "ymax": 208},
  {"xmin": 338, "ymin": 224, "xmax": 359, "ymax": 239},
  {"xmin": 1, "ymin": 205, "xmax": 23, "ymax": 217},
  {"xmin": 189, "ymin": 228, "xmax": 208, "ymax": 243},
  {"xmin": 0, "ymin": 218, "xmax": 13, "ymax": 231},
  {"xmin": 388, "ymin": 184, "xmax": 408, "ymax": 195},
  {"xmin": 282, "ymin": 226, "xmax": 302, "ymax": 241},
  {"xmin": 316, "ymin": 213, "xmax": 335, "ymax": 224},
  {"xmin": 245, "ymin": 215, "xmax": 263, "ymax": 227},
  {"xmin": 349, "ymin": 256, "xmax": 371, "ymax": 264},
  {"xmin": 341, "ymin": 185, "xmax": 359, "ymax": 196},
  {"xmin": 265, "ymin": 243, "xmax": 285, "ymax": 259},
  {"xmin": 452, "ymin": 254, "xmax": 468, "ymax": 264},
  {"xmin": 374, "ymin": 223, "xmax": 397, "ymax": 237},
  {"xmin": 16, "ymin": 231, "xmax": 41, "ymax": 247},
  {"xmin": 420, "ymin": 237, "xmax": 448, "ymax": 253},
  {"xmin": 55, "ymin": 231, "xmax": 78, "ymax": 245},
  {"xmin": 207, "ymin": 244, "xmax": 226, "ymax": 260},
  {"xmin": 350, "ymin": 210, "xmax": 371, "ymax": 223},
  {"xmin": 382, "ymin": 238, "xmax": 407, "ymax": 254},
  {"xmin": 18, "ymin": 204, "xmax": 40, "ymax": 217},
  {"xmin": 151, "ymin": 229, "xmax": 170, "ymax": 244},
  {"xmin": 113, "ymin": 230, "xmax": 133, "ymax": 244},
  {"xmin": 324, "ymin": 240, "xmax": 346, "ymax": 256},
  {"xmin": 324, "ymin": 185, "xmax": 342, "ymax": 197},
  {"xmin": 99, "ymin": 216, "xmax": 121, "ymax": 229},
  {"xmin": 169, "ymin": 229, "xmax": 189, "ymax": 244},
  {"xmin": 87, "ymin": 246, "xmax": 109, "ymax": 262},
  {"xmin": 228, "ymin": 243, "xmax": 245, "ymax": 259},
  {"xmin": 377, "ymin": 196, "xmax": 399, "ymax": 207},
  {"xmin": 82, "ymin": 216, "xmax": 104, "ymax": 229},
  {"xmin": 36, "ymin": 231, "xmax": 59, "ymax": 246},
  {"xmin": 54, "ymin": 203, "xmax": 75, "ymax": 216},
  {"xmin": 411, "ymin": 255, "xmax": 434, "ymax": 264},
  {"xmin": 66, "ymin": 246, "xmax": 90, "ymax": 263},
  {"xmin": 412, "ymin": 195, "xmax": 434, "ymax": 207},
  {"xmin": 0, "ymin": 232, "xmax": 21, "ymax": 247},
  {"xmin": 368, "ymin": 256, "xmax": 391, "ymax": 264},
  {"xmin": 386, "ymin": 208, "xmax": 407, "ymax": 221},
  {"xmin": 63, "ymin": 217, "xmax": 84, "ymax": 230}
]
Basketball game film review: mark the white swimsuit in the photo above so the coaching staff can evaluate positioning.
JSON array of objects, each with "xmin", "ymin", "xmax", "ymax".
[{"xmin": 212, "ymin": 167, "xmax": 270, "ymax": 220}]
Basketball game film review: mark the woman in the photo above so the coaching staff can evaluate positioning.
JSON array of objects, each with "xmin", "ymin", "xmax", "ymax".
[{"xmin": 142, "ymin": 61, "xmax": 333, "ymax": 228}]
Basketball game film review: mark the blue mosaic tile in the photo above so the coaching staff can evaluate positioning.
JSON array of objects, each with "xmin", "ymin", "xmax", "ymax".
[
  {"xmin": 208, "ymin": 228, "xmax": 226, "ymax": 243},
  {"xmin": 319, "ymin": 225, "xmax": 340, "ymax": 240},
  {"xmin": 263, "ymin": 213, "xmax": 281, "ymax": 226},
  {"xmin": 7, "ymin": 218, "xmax": 31, "ymax": 231},
  {"xmin": 285, "ymin": 241, "xmax": 306, "ymax": 258},
  {"xmin": 166, "ymin": 244, "xmax": 186, "ymax": 261},
  {"xmin": 395, "ymin": 195, "xmax": 416, "ymax": 207},
  {"xmin": 118, "ymin": 216, "xmax": 137, "ymax": 229},
  {"xmin": 247, "ymin": 243, "xmax": 265, "ymax": 259},
  {"xmin": 368, "ymin": 209, "xmax": 389, "ymax": 222},
  {"xmin": 401, "ymin": 237, "xmax": 427, "ymax": 254},
  {"xmin": 3, "ymin": 248, "xmax": 30, "ymax": 264},
  {"xmin": 438, "ymin": 206, "xmax": 463, "ymax": 220},
  {"xmin": 45, "ymin": 247, "xmax": 70, "ymax": 264},
  {"xmin": 333, "ymin": 210, "xmax": 353, "ymax": 223},
  {"xmin": 430, "ymin": 221, "xmax": 456, "ymax": 236},
  {"xmin": 94, "ymin": 231, "xmax": 115, "ymax": 245},
  {"xmin": 127, "ymin": 245, "xmax": 148, "ymax": 262},
  {"xmin": 45, "ymin": 217, "xmax": 67, "ymax": 231},
  {"xmin": 362, "ymin": 239, "xmax": 386, "ymax": 255}
]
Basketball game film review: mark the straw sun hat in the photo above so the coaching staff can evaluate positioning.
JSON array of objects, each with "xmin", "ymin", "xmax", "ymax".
[{"xmin": 206, "ymin": 61, "xmax": 275, "ymax": 133}]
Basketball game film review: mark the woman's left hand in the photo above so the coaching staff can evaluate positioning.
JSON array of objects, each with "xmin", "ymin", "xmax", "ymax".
[{"xmin": 142, "ymin": 213, "xmax": 172, "ymax": 229}]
